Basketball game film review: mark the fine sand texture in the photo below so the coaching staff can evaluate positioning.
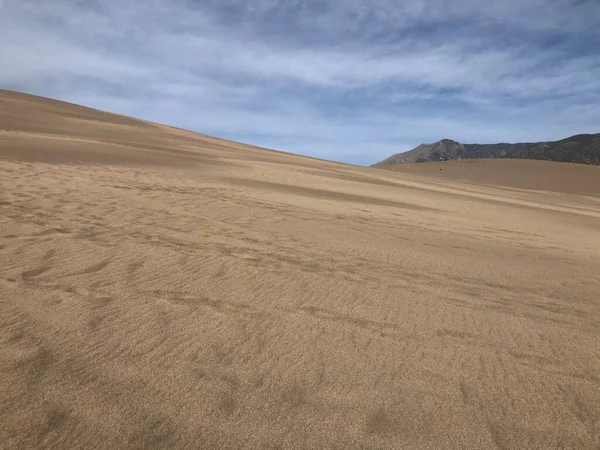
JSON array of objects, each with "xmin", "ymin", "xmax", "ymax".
[{"xmin": 1, "ymin": 89, "xmax": 599, "ymax": 449}]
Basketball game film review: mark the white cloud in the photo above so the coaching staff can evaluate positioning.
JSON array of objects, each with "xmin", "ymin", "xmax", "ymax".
[{"xmin": 1, "ymin": 0, "xmax": 599, "ymax": 164}]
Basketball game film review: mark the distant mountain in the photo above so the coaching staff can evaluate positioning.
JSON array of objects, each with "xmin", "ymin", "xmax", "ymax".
[{"xmin": 373, "ymin": 134, "xmax": 600, "ymax": 166}]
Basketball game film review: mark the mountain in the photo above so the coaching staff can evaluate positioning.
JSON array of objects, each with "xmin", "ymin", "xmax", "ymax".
[{"xmin": 373, "ymin": 134, "xmax": 600, "ymax": 166}]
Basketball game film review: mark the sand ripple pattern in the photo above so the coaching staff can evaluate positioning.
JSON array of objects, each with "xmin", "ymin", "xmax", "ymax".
[{"xmin": 1, "ymin": 90, "xmax": 600, "ymax": 449}]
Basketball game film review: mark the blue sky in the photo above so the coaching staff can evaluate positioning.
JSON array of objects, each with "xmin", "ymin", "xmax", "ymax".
[{"xmin": 1, "ymin": 0, "xmax": 599, "ymax": 165}]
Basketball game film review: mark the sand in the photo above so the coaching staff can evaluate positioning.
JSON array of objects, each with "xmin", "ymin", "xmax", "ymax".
[{"xmin": 1, "ymin": 89, "xmax": 599, "ymax": 449}]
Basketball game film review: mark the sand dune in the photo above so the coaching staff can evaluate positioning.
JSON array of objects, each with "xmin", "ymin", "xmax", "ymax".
[
  {"xmin": 376, "ymin": 158, "xmax": 600, "ymax": 196},
  {"xmin": 1, "ymin": 89, "xmax": 599, "ymax": 449}
]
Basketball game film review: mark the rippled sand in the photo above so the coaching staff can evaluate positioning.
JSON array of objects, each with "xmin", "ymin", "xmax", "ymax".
[{"xmin": 1, "ymin": 90, "xmax": 599, "ymax": 449}]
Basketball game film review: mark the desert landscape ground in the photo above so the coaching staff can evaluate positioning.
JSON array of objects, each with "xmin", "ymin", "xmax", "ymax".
[{"xmin": 1, "ymin": 89, "xmax": 599, "ymax": 449}]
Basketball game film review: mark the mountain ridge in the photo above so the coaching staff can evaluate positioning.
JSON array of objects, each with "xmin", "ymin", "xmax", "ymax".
[{"xmin": 373, "ymin": 134, "xmax": 600, "ymax": 166}]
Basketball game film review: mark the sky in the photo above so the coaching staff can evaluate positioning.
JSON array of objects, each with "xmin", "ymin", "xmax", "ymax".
[{"xmin": 1, "ymin": 0, "xmax": 599, "ymax": 165}]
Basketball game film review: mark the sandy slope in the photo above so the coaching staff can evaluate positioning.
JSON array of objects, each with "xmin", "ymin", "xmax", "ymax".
[{"xmin": 1, "ymin": 89, "xmax": 599, "ymax": 449}]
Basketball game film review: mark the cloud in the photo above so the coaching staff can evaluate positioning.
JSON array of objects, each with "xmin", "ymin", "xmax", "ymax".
[{"xmin": 1, "ymin": 0, "xmax": 599, "ymax": 164}]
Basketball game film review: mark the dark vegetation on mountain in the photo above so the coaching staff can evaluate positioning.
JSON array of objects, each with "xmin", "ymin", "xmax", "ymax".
[{"xmin": 374, "ymin": 134, "xmax": 600, "ymax": 166}]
